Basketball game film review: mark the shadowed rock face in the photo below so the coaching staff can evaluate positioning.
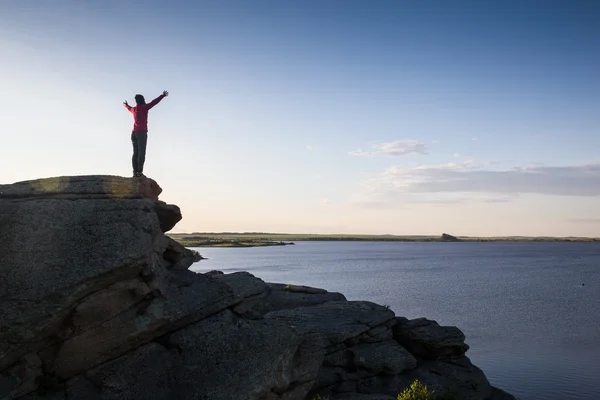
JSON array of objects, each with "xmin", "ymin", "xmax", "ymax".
[
  {"xmin": 441, "ymin": 233, "xmax": 460, "ymax": 242},
  {"xmin": 0, "ymin": 175, "xmax": 515, "ymax": 400},
  {"xmin": 154, "ymin": 201, "xmax": 181, "ymax": 232}
]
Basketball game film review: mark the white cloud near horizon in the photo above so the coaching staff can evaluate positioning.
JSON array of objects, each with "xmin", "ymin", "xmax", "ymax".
[
  {"xmin": 357, "ymin": 162, "xmax": 600, "ymax": 206},
  {"xmin": 349, "ymin": 140, "xmax": 427, "ymax": 157},
  {"xmin": 569, "ymin": 218, "xmax": 600, "ymax": 224}
]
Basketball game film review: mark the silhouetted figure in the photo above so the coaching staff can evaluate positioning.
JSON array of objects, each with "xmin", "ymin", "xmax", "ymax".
[{"xmin": 123, "ymin": 91, "xmax": 169, "ymax": 177}]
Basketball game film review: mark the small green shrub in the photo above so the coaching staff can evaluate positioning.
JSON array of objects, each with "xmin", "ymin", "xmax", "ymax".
[
  {"xmin": 311, "ymin": 395, "xmax": 329, "ymax": 400},
  {"xmin": 398, "ymin": 380, "xmax": 436, "ymax": 400},
  {"xmin": 284, "ymin": 284, "xmax": 293, "ymax": 291}
]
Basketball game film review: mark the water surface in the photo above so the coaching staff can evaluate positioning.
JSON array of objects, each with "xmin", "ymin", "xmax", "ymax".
[{"xmin": 190, "ymin": 242, "xmax": 600, "ymax": 400}]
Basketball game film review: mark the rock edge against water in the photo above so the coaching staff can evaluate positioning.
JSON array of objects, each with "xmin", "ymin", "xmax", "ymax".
[{"xmin": 0, "ymin": 175, "xmax": 515, "ymax": 400}]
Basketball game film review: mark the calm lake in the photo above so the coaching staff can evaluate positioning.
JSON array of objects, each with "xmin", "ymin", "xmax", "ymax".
[{"xmin": 190, "ymin": 242, "xmax": 600, "ymax": 400}]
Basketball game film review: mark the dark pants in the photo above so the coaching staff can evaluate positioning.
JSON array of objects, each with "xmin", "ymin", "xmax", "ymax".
[{"xmin": 131, "ymin": 131, "xmax": 148, "ymax": 174}]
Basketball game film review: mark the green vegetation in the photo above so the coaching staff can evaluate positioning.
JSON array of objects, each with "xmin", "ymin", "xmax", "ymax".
[
  {"xmin": 397, "ymin": 380, "xmax": 436, "ymax": 400},
  {"xmin": 171, "ymin": 235, "xmax": 294, "ymax": 248},
  {"xmin": 170, "ymin": 232, "xmax": 600, "ymax": 244},
  {"xmin": 309, "ymin": 380, "xmax": 458, "ymax": 400}
]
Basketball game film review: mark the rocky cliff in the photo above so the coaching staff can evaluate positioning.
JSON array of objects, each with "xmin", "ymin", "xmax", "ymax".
[{"xmin": 0, "ymin": 176, "xmax": 514, "ymax": 400}]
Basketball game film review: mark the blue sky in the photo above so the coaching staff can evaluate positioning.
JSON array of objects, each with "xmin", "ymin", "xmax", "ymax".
[{"xmin": 1, "ymin": 0, "xmax": 599, "ymax": 236}]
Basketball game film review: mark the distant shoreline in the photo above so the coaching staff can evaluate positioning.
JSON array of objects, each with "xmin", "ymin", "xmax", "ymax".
[
  {"xmin": 169, "ymin": 233, "xmax": 600, "ymax": 245},
  {"xmin": 171, "ymin": 237, "xmax": 295, "ymax": 248}
]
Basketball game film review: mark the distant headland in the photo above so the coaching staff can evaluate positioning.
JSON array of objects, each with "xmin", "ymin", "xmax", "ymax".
[{"xmin": 170, "ymin": 232, "xmax": 600, "ymax": 247}]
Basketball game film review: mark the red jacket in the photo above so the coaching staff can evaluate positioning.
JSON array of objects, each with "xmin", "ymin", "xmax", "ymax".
[{"xmin": 124, "ymin": 94, "xmax": 165, "ymax": 132}]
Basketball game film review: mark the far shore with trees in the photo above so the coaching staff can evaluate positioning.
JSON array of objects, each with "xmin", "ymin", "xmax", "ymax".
[{"xmin": 169, "ymin": 232, "xmax": 600, "ymax": 248}]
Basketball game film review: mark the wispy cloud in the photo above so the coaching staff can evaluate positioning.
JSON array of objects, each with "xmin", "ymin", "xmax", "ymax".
[
  {"xmin": 357, "ymin": 162, "xmax": 600, "ymax": 206},
  {"xmin": 569, "ymin": 218, "xmax": 600, "ymax": 224},
  {"xmin": 453, "ymin": 153, "xmax": 461, "ymax": 158},
  {"xmin": 321, "ymin": 197, "xmax": 330, "ymax": 204},
  {"xmin": 472, "ymin": 137, "xmax": 479, "ymax": 141},
  {"xmin": 349, "ymin": 140, "xmax": 427, "ymax": 157},
  {"xmin": 352, "ymin": 192, "xmax": 521, "ymax": 209},
  {"xmin": 306, "ymin": 145, "xmax": 318, "ymax": 151},
  {"xmin": 413, "ymin": 160, "xmax": 477, "ymax": 171}
]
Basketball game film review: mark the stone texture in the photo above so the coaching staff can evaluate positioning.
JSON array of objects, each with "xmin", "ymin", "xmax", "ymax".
[
  {"xmin": 265, "ymin": 301, "xmax": 395, "ymax": 347},
  {"xmin": 0, "ymin": 353, "xmax": 43, "ymax": 399},
  {"xmin": 162, "ymin": 237, "xmax": 201, "ymax": 270},
  {"xmin": 154, "ymin": 201, "xmax": 181, "ymax": 233},
  {"xmin": 0, "ymin": 191, "xmax": 159, "ymax": 371},
  {"xmin": 349, "ymin": 341, "xmax": 417, "ymax": 375},
  {"xmin": 63, "ymin": 310, "xmax": 323, "ymax": 400},
  {"xmin": 17, "ymin": 391, "xmax": 66, "ymax": 400},
  {"xmin": 332, "ymin": 394, "xmax": 395, "ymax": 400},
  {"xmin": 404, "ymin": 360, "xmax": 492, "ymax": 400},
  {"xmin": 393, "ymin": 317, "xmax": 470, "ymax": 360},
  {"xmin": 47, "ymin": 269, "xmax": 238, "ymax": 379},
  {"xmin": 234, "ymin": 282, "xmax": 346, "ymax": 318},
  {"xmin": 357, "ymin": 360, "xmax": 492, "ymax": 400},
  {"xmin": 69, "ymin": 279, "xmax": 153, "ymax": 335},
  {"xmin": 0, "ymin": 175, "xmax": 162, "ymax": 201},
  {"xmin": 213, "ymin": 271, "xmax": 268, "ymax": 299},
  {"xmin": 65, "ymin": 341, "xmax": 175, "ymax": 400},
  {"xmin": 0, "ymin": 175, "xmax": 516, "ymax": 400},
  {"xmin": 490, "ymin": 386, "xmax": 518, "ymax": 400}
]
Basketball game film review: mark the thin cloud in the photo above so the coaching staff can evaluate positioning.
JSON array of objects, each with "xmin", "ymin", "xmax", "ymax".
[
  {"xmin": 349, "ymin": 140, "xmax": 428, "ymax": 157},
  {"xmin": 352, "ymin": 192, "xmax": 520, "ymax": 208},
  {"xmin": 569, "ymin": 218, "xmax": 600, "ymax": 224},
  {"xmin": 453, "ymin": 153, "xmax": 461, "ymax": 158},
  {"xmin": 413, "ymin": 160, "xmax": 477, "ymax": 170},
  {"xmin": 472, "ymin": 138, "xmax": 479, "ymax": 141},
  {"xmin": 306, "ymin": 145, "xmax": 318, "ymax": 151},
  {"xmin": 361, "ymin": 162, "xmax": 600, "ymax": 200}
]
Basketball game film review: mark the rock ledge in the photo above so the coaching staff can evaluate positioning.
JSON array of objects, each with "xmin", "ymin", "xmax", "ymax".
[{"xmin": 0, "ymin": 175, "xmax": 515, "ymax": 400}]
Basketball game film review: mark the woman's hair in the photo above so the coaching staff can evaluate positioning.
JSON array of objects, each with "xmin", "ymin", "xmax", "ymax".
[{"xmin": 134, "ymin": 94, "xmax": 146, "ymax": 105}]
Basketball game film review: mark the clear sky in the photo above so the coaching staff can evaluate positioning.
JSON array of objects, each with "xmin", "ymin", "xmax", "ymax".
[{"xmin": 1, "ymin": 0, "xmax": 599, "ymax": 236}]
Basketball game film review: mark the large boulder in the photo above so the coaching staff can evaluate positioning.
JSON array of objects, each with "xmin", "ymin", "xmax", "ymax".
[
  {"xmin": 0, "ymin": 175, "xmax": 515, "ymax": 400},
  {"xmin": 0, "ymin": 176, "xmax": 208, "ymax": 391},
  {"xmin": 228, "ymin": 280, "xmax": 347, "ymax": 319},
  {"xmin": 154, "ymin": 201, "xmax": 182, "ymax": 232},
  {"xmin": 392, "ymin": 317, "xmax": 470, "ymax": 360},
  {"xmin": 0, "ymin": 176, "xmax": 162, "ymax": 372},
  {"xmin": 65, "ymin": 310, "xmax": 322, "ymax": 400},
  {"xmin": 0, "ymin": 175, "xmax": 163, "ymax": 201}
]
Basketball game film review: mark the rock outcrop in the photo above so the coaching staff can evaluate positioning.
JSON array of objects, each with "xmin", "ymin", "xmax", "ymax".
[
  {"xmin": 441, "ymin": 233, "xmax": 461, "ymax": 242},
  {"xmin": 0, "ymin": 175, "xmax": 515, "ymax": 400}
]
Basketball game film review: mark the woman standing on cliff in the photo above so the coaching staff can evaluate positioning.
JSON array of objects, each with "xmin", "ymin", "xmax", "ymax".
[{"xmin": 123, "ymin": 90, "xmax": 169, "ymax": 177}]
